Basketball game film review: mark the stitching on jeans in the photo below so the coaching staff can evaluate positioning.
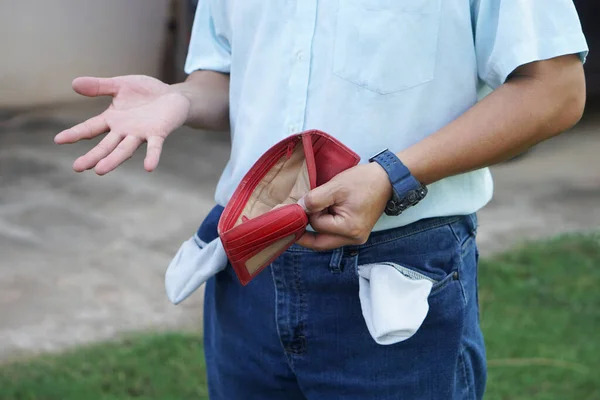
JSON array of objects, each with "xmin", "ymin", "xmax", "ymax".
[
  {"xmin": 295, "ymin": 251, "xmax": 307, "ymax": 348},
  {"xmin": 270, "ymin": 261, "xmax": 296, "ymax": 369},
  {"xmin": 449, "ymin": 214, "xmax": 479, "ymax": 250},
  {"xmin": 282, "ymin": 251, "xmax": 306, "ymax": 357},
  {"xmin": 457, "ymin": 275, "xmax": 468, "ymax": 307},
  {"xmin": 362, "ymin": 217, "xmax": 461, "ymax": 248},
  {"xmin": 448, "ymin": 221, "xmax": 462, "ymax": 245},
  {"xmin": 475, "ymin": 248, "xmax": 481, "ymax": 323},
  {"xmin": 380, "ymin": 262, "xmax": 438, "ymax": 283},
  {"xmin": 458, "ymin": 345, "xmax": 475, "ymax": 399},
  {"xmin": 288, "ymin": 216, "xmax": 463, "ymax": 252},
  {"xmin": 447, "ymin": 222, "xmax": 469, "ymax": 307},
  {"xmin": 429, "ymin": 271, "xmax": 457, "ymax": 296},
  {"xmin": 460, "ymin": 234, "xmax": 477, "ymax": 255},
  {"xmin": 456, "ymin": 241, "xmax": 469, "ymax": 308}
]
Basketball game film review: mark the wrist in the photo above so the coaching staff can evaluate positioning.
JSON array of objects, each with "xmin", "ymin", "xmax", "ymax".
[
  {"xmin": 368, "ymin": 162, "xmax": 394, "ymax": 202},
  {"xmin": 169, "ymin": 83, "xmax": 194, "ymax": 126},
  {"xmin": 394, "ymin": 148, "xmax": 428, "ymax": 185},
  {"xmin": 174, "ymin": 71, "xmax": 230, "ymax": 131}
]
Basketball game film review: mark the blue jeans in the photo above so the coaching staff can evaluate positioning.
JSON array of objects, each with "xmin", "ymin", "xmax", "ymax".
[{"xmin": 200, "ymin": 206, "xmax": 486, "ymax": 399}]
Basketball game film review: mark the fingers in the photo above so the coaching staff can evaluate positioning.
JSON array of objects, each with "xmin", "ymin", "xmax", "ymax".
[
  {"xmin": 95, "ymin": 135, "xmax": 143, "ymax": 175},
  {"xmin": 144, "ymin": 136, "xmax": 164, "ymax": 172},
  {"xmin": 296, "ymin": 232, "xmax": 349, "ymax": 251},
  {"xmin": 295, "ymin": 211, "xmax": 364, "ymax": 251},
  {"xmin": 307, "ymin": 211, "xmax": 347, "ymax": 236},
  {"xmin": 72, "ymin": 77, "xmax": 118, "ymax": 97},
  {"xmin": 301, "ymin": 188, "xmax": 330, "ymax": 214},
  {"xmin": 71, "ymin": 134, "xmax": 162, "ymax": 174},
  {"xmin": 299, "ymin": 204, "xmax": 374, "ymax": 250},
  {"xmin": 54, "ymin": 114, "xmax": 109, "ymax": 144},
  {"xmin": 72, "ymin": 132, "xmax": 122, "ymax": 172},
  {"xmin": 296, "ymin": 181, "xmax": 362, "ymax": 250},
  {"xmin": 55, "ymin": 77, "xmax": 118, "ymax": 144},
  {"xmin": 299, "ymin": 183, "xmax": 340, "ymax": 214}
]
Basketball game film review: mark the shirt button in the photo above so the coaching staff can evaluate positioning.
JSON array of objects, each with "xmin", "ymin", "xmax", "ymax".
[{"xmin": 296, "ymin": 50, "xmax": 304, "ymax": 61}]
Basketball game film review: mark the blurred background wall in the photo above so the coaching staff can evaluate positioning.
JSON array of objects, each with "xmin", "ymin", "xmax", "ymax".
[{"xmin": 0, "ymin": 0, "xmax": 171, "ymax": 108}]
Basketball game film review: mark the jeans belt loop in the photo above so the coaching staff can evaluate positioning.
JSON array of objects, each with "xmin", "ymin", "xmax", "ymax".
[{"xmin": 329, "ymin": 247, "xmax": 344, "ymax": 274}]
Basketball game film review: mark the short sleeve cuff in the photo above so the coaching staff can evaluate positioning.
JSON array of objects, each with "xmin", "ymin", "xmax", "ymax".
[
  {"xmin": 184, "ymin": 55, "xmax": 231, "ymax": 75},
  {"xmin": 183, "ymin": 0, "xmax": 231, "ymax": 75},
  {"xmin": 484, "ymin": 34, "xmax": 589, "ymax": 89}
]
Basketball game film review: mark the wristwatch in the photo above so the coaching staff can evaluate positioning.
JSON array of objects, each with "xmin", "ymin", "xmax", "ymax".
[{"xmin": 369, "ymin": 149, "xmax": 428, "ymax": 216}]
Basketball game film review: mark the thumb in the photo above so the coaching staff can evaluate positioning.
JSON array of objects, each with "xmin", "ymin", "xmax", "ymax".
[
  {"xmin": 72, "ymin": 76, "xmax": 119, "ymax": 97},
  {"xmin": 298, "ymin": 183, "xmax": 338, "ymax": 214}
]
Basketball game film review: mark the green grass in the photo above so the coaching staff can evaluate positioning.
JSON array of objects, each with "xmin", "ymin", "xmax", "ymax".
[
  {"xmin": 480, "ymin": 233, "xmax": 600, "ymax": 400},
  {"xmin": 0, "ymin": 333, "xmax": 208, "ymax": 400},
  {"xmin": 0, "ymin": 234, "xmax": 599, "ymax": 400}
]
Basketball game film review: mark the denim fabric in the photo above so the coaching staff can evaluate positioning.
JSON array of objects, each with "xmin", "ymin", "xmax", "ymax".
[{"xmin": 201, "ymin": 207, "xmax": 486, "ymax": 399}]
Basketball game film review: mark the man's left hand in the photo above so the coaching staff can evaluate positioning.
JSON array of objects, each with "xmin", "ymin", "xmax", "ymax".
[{"xmin": 296, "ymin": 163, "xmax": 392, "ymax": 251}]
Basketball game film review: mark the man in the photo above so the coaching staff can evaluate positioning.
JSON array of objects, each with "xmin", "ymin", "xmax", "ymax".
[{"xmin": 55, "ymin": 0, "xmax": 588, "ymax": 398}]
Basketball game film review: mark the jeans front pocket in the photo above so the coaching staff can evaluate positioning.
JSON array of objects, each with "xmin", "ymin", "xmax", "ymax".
[
  {"xmin": 333, "ymin": 0, "xmax": 441, "ymax": 94},
  {"xmin": 378, "ymin": 261, "xmax": 458, "ymax": 297}
]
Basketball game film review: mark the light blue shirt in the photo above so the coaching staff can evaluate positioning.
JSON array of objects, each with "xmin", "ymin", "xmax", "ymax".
[{"xmin": 185, "ymin": 0, "xmax": 588, "ymax": 231}]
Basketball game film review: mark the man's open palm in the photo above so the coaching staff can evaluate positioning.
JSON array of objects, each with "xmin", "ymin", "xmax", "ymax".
[{"xmin": 54, "ymin": 75, "xmax": 190, "ymax": 175}]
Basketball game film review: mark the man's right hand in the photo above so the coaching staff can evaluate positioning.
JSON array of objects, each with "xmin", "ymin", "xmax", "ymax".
[{"xmin": 54, "ymin": 75, "xmax": 191, "ymax": 175}]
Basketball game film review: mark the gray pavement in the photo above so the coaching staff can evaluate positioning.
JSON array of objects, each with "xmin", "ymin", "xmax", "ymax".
[{"xmin": 0, "ymin": 99, "xmax": 599, "ymax": 361}]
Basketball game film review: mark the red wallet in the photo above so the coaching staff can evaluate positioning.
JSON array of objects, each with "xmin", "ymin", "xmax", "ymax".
[{"xmin": 218, "ymin": 130, "xmax": 361, "ymax": 285}]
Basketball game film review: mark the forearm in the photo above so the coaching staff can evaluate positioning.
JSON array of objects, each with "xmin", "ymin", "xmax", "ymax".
[
  {"xmin": 398, "ymin": 55, "xmax": 586, "ymax": 185},
  {"xmin": 172, "ymin": 70, "xmax": 230, "ymax": 131}
]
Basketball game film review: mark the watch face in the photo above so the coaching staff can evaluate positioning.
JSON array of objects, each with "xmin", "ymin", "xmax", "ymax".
[
  {"xmin": 384, "ymin": 185, "xmax": 428, "ymax": 216},
  {"xmin": 387, "ymin": 200, "xmax": 398, "ymax": 210},
  {"xmin": 385, "ymin": 199, "xmax": 406, "ymax": 216},
  {"xmin": 407, "ymin": 191, "xmax": 418, "ymax": 203}
]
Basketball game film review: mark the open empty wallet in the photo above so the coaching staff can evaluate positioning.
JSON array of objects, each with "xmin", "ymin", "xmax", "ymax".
[
  {"xmin": 165, "ymin": 132, "xmax": 432, "ymax": 346},
  {"xmin": 219, "ymin": 129, "xmax": 360, "ymax": 285}
]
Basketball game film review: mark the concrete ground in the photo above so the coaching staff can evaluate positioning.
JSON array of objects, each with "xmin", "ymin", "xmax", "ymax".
[{"xmin": 0, "ymin": 99, "xmax": 599, "ymax": 361}]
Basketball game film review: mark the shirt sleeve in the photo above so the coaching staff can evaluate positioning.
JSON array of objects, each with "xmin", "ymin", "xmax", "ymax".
[
  {"xmin": 184, "ymin": 0, "xmax": 231, "ymax": 74},
  {"xmin": 472, "ymin": 0, "xmax": 589, "ymax": 89}
]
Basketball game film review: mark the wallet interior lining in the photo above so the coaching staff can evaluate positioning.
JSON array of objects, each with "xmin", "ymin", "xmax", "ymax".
[
  {"xmin": 245, "ymin": 234, "xmax": 297, "ymax": 275},
  {"xmin": 236, "ymin": 141, "xmax": 310, "ymax": 227}
]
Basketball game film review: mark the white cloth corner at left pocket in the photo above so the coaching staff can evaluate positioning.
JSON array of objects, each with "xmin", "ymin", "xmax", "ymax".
[{"xmin": 164, "ymin": 234, "xmax": 228, "ymax": 304}]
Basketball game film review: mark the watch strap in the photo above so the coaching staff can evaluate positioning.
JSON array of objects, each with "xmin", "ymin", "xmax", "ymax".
[{"xmin": 369, "ymin": 149, "xmax": 426, "ymax": 216}]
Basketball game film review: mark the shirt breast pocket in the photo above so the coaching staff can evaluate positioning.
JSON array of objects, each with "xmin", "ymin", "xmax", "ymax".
[{"xmin": 333, "ymin": 0, "xmax": 441, "ymax": 94}]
